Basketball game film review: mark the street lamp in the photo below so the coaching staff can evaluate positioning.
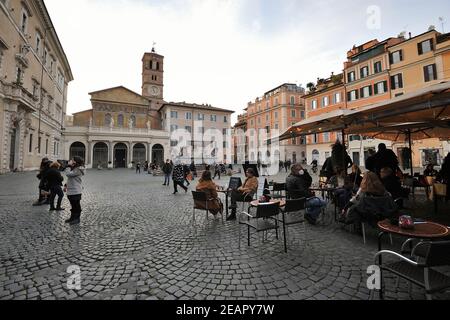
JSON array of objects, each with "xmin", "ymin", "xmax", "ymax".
[{"xmin": 37, "ymin": 26, "xmax": 54, "ymax": 154}]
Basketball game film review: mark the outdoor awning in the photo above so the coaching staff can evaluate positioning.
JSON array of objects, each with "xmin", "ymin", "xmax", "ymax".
[
  {"xmin": 275, "ymin": 109, "xmax": 356, "ymax": 142},
  {"xmin": 348, "ymin": 121, "xmax": 450, "ymax": 142},
  {"xmin": 276, "ymin": 81, "xmax": 450, "ymax": 142}
]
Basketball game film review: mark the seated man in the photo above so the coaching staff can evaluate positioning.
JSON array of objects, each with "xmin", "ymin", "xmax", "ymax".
[
  {"xmin": 228, "ymin": 168, "xmax": 258, "ymax": 221},
  {"xmin": 286, "ymin": 164, "xmax": 325, "ymax": 225}
]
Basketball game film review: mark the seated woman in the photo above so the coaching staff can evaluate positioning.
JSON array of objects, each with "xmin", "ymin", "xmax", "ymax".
[
  {"xmin": 334, "ymin": 165, "xmax": 363, "ymax": 212},
  {"xmin": 424, "ymin": 163, "xmax": 438, "ymax": 177},
  {"xmin": 343, "ymin": 172, "xmax": 398, "ymax": 227},
  {"xmin": 329, "ymin": 168, "xmax": 346, "ymax": 189},
  {"xmin": 195, "ymin": 170, "xmax": 223, "ymax": 216}
]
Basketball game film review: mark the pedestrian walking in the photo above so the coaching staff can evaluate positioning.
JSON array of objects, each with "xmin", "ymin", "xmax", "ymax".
[
  {"xmin": 213, "ymin": 163, "xmax": 221, "ymax": 180},
  {"xmin": 136, "ymin": 162, "xmax": 141, "ymax": 174},
  {"xmin": 63, "ymin": 156, "xmax": 85, "ymax": 225},
  {"xmin": 47, "ymin": 162, "xmax": 65, "ymax": 211},
  {"xmin": 162, "ymin": 159, "xmax": 173, "ymax": 186},
  {"xmin": 172, "ymin": 161, "xmax": 188, "ymax": 194},
  {"xmin": 183, "ymin": 163, "xmax": 191, "ymax": 186}
]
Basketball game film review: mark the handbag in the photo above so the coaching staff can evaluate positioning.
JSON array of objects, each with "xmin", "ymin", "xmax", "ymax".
[{"xmin": 434, "ymin": 183, "xmax": 447, "ymax": 197}]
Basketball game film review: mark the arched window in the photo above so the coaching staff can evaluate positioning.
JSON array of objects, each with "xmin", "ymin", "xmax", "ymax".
[
  {"xmin": 105, "ymin": 114, "xmax": 112, "ymax": 126},
  {"xmin": 118, "ymin": 114, "xmax": 124, "ymax": 127}
]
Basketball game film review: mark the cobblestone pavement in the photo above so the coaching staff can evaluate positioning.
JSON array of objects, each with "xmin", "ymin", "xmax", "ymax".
[{"xmin": 0, "ymin": 169, "xmax": 449, "ymax": 300}]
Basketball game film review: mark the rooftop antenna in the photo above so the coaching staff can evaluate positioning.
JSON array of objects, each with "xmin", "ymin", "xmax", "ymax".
[
  {"xmin": 152, "ymin": 41, "xmax": 156, "ymax": 53},
  {"xmin": 439, "ymin": 17, "xmax": 445, "ymax": 33}
]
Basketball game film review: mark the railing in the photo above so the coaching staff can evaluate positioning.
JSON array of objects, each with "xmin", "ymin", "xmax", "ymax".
[
  {"xmin": 64, "ymin": 126, "xmax": 169, "ymax": 137},
  {"xmin": 0, "ymin": 80, "xmax": 37, "ymax": 111}
]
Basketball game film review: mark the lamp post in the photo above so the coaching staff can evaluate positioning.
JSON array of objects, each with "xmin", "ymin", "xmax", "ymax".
[{"xmin": 37, "ymin": 26, "xmax": 54, "ymax": 154}]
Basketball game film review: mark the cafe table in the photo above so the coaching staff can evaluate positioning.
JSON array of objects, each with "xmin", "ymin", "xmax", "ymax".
[
  {"xmin": 216, "ymin": 187, "xmax": 232, "ymax": 217},
  {"xmin": 377, "ymin": 219, "xmax": 450, "ymax": 263}
]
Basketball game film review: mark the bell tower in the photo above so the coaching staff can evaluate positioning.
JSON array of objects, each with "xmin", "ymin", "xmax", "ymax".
[
  {"xmin": 142, "ymin": 46, "xmax": 164, "ymax": 129},
  {"xmin": 142, "ymin": 46, "xmax": 164, "ymax": 102}
]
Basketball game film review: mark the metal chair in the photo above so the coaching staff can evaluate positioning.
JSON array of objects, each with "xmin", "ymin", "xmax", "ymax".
[
  {"xmin": 238, "ymin": 203, "xmax": 280, "ymax": 250},
  {"xmin": 192, "ymin": 191, "xmax": 224, "ymax": 226},
  {"xmin": 277, "ymin": 198, "xmax": 307, "ymax": 253},
  {"xmin": 271, "ymin": 183, "xmax": 286, "ymax": 200},
  {"xmin": 375, "ymin": 240, "xmax": 450, "ymax": 300},
  {"xmin": 235, "ymin": 192, "xmax": 256, "ymax": 215}
]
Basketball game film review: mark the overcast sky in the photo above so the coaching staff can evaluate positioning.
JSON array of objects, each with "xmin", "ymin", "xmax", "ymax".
[{"xmin": 45, "ymin": 0, "xmax": 449, "ymax": 124}]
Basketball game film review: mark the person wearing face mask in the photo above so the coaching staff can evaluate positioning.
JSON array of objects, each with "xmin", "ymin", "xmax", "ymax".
[
  {"xmin": 286, "ymin": 164, "xmax": 325, "ymax": 225},
  {"xmin": 63, "ymin": 156, "xmax": 85, "ymax": 225}
]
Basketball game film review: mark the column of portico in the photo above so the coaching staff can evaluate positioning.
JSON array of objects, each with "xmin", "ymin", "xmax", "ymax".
[
  {"xmin": 109, "ymin": 141, "xmax": 114, "ymax": 167},
  {"xmin": 87, "ymin": 141, "xmax": 92, "ymax": 167},
  {"xmin": 147, "ymin": 142, "xmax": 152, "ymax": 162},
  {"xmin": 128, "ymin": 141, "xmax": 133, "ymax": 165}
]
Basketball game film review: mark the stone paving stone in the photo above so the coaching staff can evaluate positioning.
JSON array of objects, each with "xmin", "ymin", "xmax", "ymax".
[{"xmin": 1, "ymin": 170, "xmax": 449, "ymax": 301}]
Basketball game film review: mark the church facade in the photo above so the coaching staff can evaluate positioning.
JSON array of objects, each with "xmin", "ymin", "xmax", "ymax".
[{"xmin": 63, "ymin": 50, "xmax": 170, "ymax": 168}]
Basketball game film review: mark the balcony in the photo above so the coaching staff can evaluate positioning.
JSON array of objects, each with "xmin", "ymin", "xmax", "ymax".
[{"xmin": 0, "ymin": 80, "xmax": 37, "ymax": 112}]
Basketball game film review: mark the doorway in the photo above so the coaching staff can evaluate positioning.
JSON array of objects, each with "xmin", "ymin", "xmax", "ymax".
[
  {"xmin": 152, "ymin": 144, "xmax": 164, "ymax": 167},
  {"xmin": 114, "ymin": 143, "xmax": 128, "ymax": 168},
  {"xmin": 9, "ymin": 128, "xmax": 17, "ymax": 171}
]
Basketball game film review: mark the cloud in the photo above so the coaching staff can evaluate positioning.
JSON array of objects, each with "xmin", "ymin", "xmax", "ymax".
[{"xmin": 44, "ymin": 0, "xmax": 450, "ymax": 124}]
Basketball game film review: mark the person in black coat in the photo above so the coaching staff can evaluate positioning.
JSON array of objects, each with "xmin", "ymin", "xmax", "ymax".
[
  {"xmin": 365, "ymin": 148, "xmax": 376, "ymax": 172},
  {"xmin": 380, "ymin": 167, "xmax": 409, "ymax": 208},
  {"xmin": 34, "ymin": 158, "xmax": 51, "ymax": 206},
  {"xmin": 373, "ymin": 143, "xmax": 399, "ymax": 176},
  {"xmin": 47, "ymin": 162, "xmax": 65, "ymax": 211},
  {"xmin": 183, "ymin": 164, "xmax": 191, "ymax": 186},
  {"xmin": 285, "ymin": 164, "xmax": 313, "ymax": 199}
]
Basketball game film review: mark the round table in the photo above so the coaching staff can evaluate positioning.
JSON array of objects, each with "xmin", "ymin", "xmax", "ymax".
[
  {"xmin": 378, "ymin": 220, "xmax": 450, "ymax": 239},
  {"xmin": 250, "ymin": 200, "xmax": 286, "ymax": 208},
  {"xmin": 377, "ymin": 219, "xmax": 450, "ymax": 265}
]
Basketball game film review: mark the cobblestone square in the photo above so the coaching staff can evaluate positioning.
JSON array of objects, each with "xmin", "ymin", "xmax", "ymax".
[{"xmin": 1, "ymin": 169, "xmax": 449, "ymax": 300}]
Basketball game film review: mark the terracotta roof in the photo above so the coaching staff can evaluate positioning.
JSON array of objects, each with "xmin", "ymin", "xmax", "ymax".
[{"xmin": 159, "ymin": 102, "xmax": 235, "ymax": 113}]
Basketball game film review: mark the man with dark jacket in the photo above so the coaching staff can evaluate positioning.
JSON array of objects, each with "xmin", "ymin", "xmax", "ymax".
[
  {"xmin": 162, "ymin": 159, "xmax": 173, "ymax": 186},
  {"xmin": 286, "ymin": 164, "xmax": 325, "ymax": 224},
  {"xmin": 373, "ymin": 143, "xmax": 399, "ymax": 175},
  {"xmin": 286, "ymin": 164, "xmax": 313, "ymax": 200},
  {"xmin": 47, "ymin": 162, "xmax": 65, "ymax": 211},
  {"xmin": 365, "ymin": 148, "xmax": 376, "ymax": 172}
]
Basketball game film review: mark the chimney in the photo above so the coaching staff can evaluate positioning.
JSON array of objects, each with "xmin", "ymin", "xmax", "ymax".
[{"xmin": 409, "ymin": 32, "xmax": 412, "ymax": 39}]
